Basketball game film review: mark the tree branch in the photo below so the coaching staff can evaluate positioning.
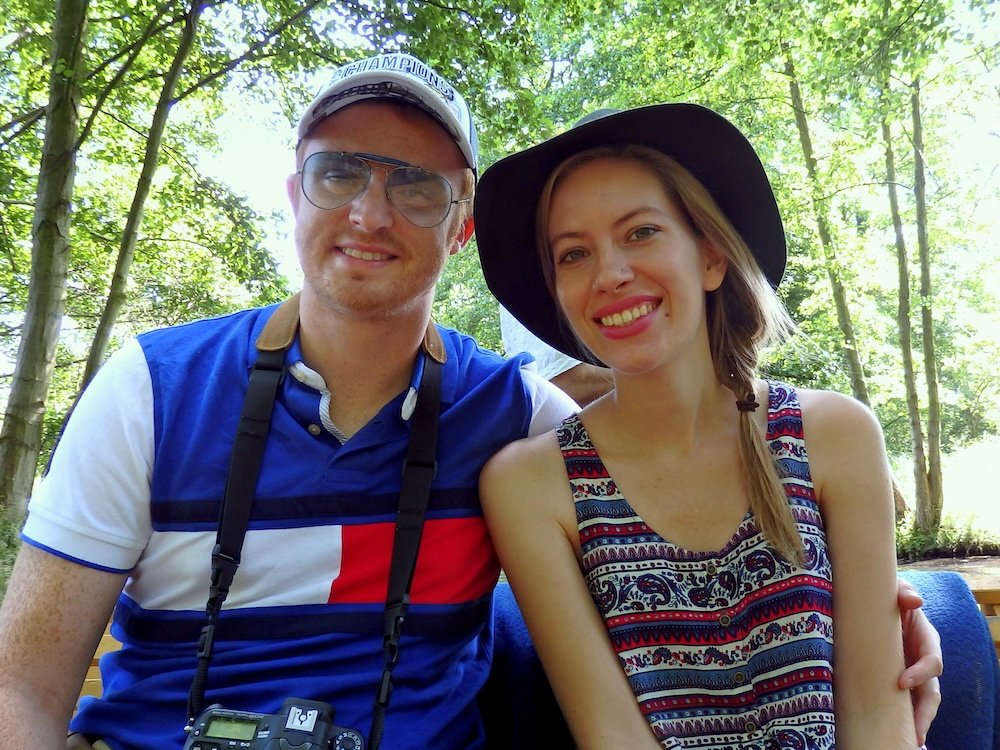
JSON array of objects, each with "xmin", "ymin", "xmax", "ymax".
[
  {"xmin": 74, "ymin": 5, "xmax": 176, "ymax": 152},
  {"xmin": 175, "ymin": 0, "xmax": 326, "ymax": 103}
]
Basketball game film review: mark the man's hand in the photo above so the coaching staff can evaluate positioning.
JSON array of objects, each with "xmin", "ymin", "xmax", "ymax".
[{"xmin": 897, "ymin": 577, "xmax": 943, "ymax": 746}]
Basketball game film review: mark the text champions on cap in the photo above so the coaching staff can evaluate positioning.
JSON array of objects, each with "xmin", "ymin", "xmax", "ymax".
[{"xmin": 329, "ymin": 54, "xmax": 458, "ymax": 105}]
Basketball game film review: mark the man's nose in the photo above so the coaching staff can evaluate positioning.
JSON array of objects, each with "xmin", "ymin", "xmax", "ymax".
[{"xmin": 349, "ymin": 168, "xmax": 395, "ymax": 230}]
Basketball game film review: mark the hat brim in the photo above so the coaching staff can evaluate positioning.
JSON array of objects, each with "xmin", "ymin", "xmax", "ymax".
[{"xmin": 475, "ymin": 103, "xmax": 786, "ymax": 363}]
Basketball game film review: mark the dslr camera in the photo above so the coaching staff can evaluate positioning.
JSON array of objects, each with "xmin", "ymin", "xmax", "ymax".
[{"xmin": 183, "ymin": 697, "xmax": 365, "ymax": 750}]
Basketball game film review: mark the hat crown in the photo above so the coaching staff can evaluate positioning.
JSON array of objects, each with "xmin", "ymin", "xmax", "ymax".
[
  {"xmin": 475, "ymin": 103, "xmax": 786, "ymax": 362},
  {"xmin": 297, "ymin": 53, "xmax": 478, "ymax": 172},
  {"xmin": 326, "ymin": 54, "xmax": 456, "ymax": 102},
  {"xmin": 574, "ymin": 108, "xmax": 621, "ymax": 127}
]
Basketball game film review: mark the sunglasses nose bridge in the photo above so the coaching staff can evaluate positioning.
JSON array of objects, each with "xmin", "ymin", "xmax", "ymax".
[{"xmin": 363, "ymin": 162, "xmax": 397, "ymax": 201}]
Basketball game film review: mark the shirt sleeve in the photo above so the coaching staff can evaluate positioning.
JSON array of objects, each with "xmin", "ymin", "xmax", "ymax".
[
  {"xmin": 22, "ymin": 339, "xmax": 154, "ymax": 572},
  {"xmin": 523, "ymin": 367, "xmax": 578, "ymax": 437},
  {"xmin": 500, "ymin": 305, "xmax": 582, "ymax": 380}
]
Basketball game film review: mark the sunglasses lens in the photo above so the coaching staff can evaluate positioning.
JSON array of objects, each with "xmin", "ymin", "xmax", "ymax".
[
  {"xmin": 302, "ymin": 153, "xmax": 369, "ymax": 209},
  {"xmin": 387, "ymin": 168, "xmax": 452, "ymax": 227}
]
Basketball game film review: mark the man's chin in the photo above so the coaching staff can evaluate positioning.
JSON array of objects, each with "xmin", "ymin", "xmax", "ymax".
[{"xmin": 305, "ymin": 282, "xmax": 434, "ymax": 321}]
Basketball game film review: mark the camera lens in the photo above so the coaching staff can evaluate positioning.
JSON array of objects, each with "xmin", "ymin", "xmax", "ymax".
[{"xmin": 335, "ymin": 732, "xmax": 361, "ymax": 750}]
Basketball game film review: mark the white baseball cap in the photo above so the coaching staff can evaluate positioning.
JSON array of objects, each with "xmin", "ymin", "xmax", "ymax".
[{"xmin": 297, "ymin": 53, "xmax": 479, "ymax": 173}]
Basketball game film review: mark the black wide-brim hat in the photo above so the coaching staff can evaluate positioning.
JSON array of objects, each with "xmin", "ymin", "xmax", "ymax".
[{"xmin": 475, "ymin": 103, "xmax": 787, "ymax": 362}]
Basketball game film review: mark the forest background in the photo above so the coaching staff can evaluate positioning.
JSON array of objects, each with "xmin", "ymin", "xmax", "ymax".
[{"xmin": 1, "ymin": 0, "xmax": 999, "ymax": 590}]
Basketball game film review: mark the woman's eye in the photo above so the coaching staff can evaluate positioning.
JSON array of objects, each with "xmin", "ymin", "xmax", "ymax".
[
  {"xmin": 629, "ymin": 225, "xmax": 657, "ymax": 241},
  {"xmin": 557, "ymin": 248, "xmax": 586, "ymax": 264}
]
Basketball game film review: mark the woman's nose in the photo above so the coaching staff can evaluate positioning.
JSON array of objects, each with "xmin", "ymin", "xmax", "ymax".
[{"xmin": 593, "ymin": 246, "xmax": 633, "ymax": 290}]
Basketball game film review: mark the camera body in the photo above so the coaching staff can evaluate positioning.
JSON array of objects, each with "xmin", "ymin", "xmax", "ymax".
[{"xmin": 183, "ymin": 697, "xmax": 365, "ymax": 750}]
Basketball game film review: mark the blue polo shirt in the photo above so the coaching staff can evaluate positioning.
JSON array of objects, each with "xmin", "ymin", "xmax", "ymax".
[{"xmin": 52, "ymin": 303, "xmax": 540, "ymax": 749}]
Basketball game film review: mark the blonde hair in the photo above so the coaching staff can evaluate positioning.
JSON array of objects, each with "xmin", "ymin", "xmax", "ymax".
[{"xmin": 536, "ymin": 145, "xmax": 804, "ymax": 565}]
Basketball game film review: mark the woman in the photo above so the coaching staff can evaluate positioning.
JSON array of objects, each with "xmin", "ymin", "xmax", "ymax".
[{"xmin": 474, "ymin": 105, "xmax": 918, "ymax": 749}]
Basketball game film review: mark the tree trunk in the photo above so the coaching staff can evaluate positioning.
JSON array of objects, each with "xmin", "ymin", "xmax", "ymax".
[
  {"xmin": 911, "ymin": 80, "xmax": 944, "ymax": 532},
  {"xmin": 0, "ymin": 0, "xmax": 89, "ymax": 517},
  {"xmin": 784, "ymin": 48, "xmax": 871, "ymax": 406},
  {"xmin": 881, "ymin": 117, "xmax": 931, "ymax": 517},
  {"xmin": 79, "ymin": 1, "xmax": 207, "ymax": 389}
]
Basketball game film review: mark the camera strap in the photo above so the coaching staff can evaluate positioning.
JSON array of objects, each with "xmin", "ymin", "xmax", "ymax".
[
  {"xmin": 186, "ymin": 299, "xmax": 291, "ymax": 726},
  {"xmin": 186, "ymin": 295, "xmax": 443, "ymax": 750},
  {"xmin": 369, "ymin": 351, "xmax": 440, "ymax": 750}
]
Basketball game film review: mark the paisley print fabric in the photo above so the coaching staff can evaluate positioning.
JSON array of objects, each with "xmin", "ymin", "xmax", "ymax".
[{"xmin": 559, "ymin": 382, "xmax": 835, "ymax": 749}]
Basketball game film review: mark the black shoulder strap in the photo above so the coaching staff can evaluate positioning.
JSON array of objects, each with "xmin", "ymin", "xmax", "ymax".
[
  {"xmin": 368, "ymin": 355, "xmax": 441, "ymax": 750},
  {"xmin": 187, "ymin": 344, "xmax": 285, "ymax": 725},
  {"xmin": 212, "ymin": 346, "xmax": 285, "ymax": 610},
  {"xmin": 386, "ymin": 354, "xmax": 442, "ymax": 627}
]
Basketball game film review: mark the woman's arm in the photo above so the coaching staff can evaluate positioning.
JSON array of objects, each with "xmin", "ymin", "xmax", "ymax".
[
  {"xmin": 800, "ymin": 389, "xmax": 918, "ymax": 749},
  {"xmin": 480, "ymin": 433, "xmax": 662, "ymax": 750}
]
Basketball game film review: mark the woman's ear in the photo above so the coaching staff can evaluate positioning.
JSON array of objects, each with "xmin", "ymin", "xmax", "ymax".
[{"xmin": 702, "ymin": 240, "xmax": 728, "ymax": 292}]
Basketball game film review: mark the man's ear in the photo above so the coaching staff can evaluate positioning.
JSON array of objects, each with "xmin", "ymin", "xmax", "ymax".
[
  {"xmin": 450, "ymin": 216, "xmax": 475, "ymax": 256},
  {"xmin": 702, "ymin": 240, "xmax": 728, "ymax": 292},
  {"xmin": 286, "ymin": 173, "xmax": 301, "ymax": 211}
]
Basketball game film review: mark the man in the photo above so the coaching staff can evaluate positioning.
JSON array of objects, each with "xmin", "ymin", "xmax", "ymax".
[
  {"xmin": 0, "ymin": 53, "xmax": 575, "ymax": 750},
  {"xmin": 0, "ymin": 53, "xmax": 939, "ymax": 750}
]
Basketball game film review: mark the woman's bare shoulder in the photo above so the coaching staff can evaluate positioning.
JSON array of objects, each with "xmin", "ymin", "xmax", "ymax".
[
  {"xmin": 792, "ymin": 386, "xmax": 889, "ymax": 497},
  {"xmin": 480, "ymin": 429, "xmax": 571, "ymax": 514},
  {"xmin": 793, "ymin": 386, "xmax": 880, "ymax": 433}
]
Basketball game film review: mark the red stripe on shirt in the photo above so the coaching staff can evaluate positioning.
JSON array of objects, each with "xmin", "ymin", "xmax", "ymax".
[{"xmin": 328, "ymin": 517, "xmax": 500, "ymax": 604}]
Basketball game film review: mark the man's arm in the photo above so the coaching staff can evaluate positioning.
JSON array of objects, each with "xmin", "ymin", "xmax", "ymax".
[
  {"xmin": 0, "ymin": 339, "xmax": 152, "ymax": 743},
  {"xmin": 500, "ymin": 306, "xmax": 613, "ymax": 407},
  {"xmin": 0, "ymin": 544, "xmax": 125, "ymax": 744},
  {"xmin": 550, "ymin": 363, "xmax": 613, "ymax": 407},
  {"xmin": 896, "ymin": 579, "xmax": 943, "ymax": 746}
]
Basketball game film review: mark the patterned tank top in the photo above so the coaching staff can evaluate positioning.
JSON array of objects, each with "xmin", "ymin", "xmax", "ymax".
[{"xmin": 557, "ymin": 381, "xmax": 835, "ymax": 749}]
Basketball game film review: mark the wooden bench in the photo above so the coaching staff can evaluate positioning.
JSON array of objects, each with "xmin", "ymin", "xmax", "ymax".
[{"xmin": 972, "ymin": 587, "xmax": 1000, "ymax": 660}]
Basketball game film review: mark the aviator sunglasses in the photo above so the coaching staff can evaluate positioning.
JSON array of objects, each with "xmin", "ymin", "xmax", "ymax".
[{"xmin": 297, "ymin": 151, "xmax": 471, "ymax": 228}]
